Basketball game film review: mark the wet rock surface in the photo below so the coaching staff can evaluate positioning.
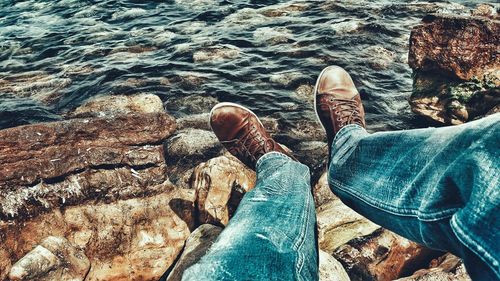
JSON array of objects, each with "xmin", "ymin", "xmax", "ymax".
[{"xmin": 408, "ymin": 10, "xmax": 500, "ymax": 125}]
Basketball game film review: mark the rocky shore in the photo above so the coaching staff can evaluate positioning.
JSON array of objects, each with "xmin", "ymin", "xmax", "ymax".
[{"xmin": 1, "ymin": 4, "xmax": 499, "ymax": 281}]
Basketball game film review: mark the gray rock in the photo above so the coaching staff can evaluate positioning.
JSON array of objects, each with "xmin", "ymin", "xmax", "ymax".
[
  {"xmin": 166, "ymin": 224, "xmax": 223, "ymax": 281},
  {"xmin": 166, "ymin": 95, "xmax": 219, "ymax": 115},
  {"xmin": 177, "ymin": 113, "xmax": 211, "ymax": 131},
  {"xmin": 165, "ymin": 129, "xmax": 223, "ymax": 162}
]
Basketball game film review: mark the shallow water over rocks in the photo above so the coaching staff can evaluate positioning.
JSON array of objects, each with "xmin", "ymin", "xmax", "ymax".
[{"xmin": 0, "ymin": 0, "xmax": 483, "ymax": 130}]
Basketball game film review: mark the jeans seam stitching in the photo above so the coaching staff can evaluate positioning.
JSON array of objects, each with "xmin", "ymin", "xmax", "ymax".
[
  {"xmin": 293, "ymin": 190, "xmax": 312, "ymax": 279},
  {"xmin": 331, "ymin": 179, "xmax": 460, "ymax": 221},
  {"xmin": 451, "ymin": 216, "xmax": 500, "ymax": 277}
]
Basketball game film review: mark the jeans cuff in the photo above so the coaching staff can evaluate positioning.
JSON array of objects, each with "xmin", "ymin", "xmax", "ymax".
[
  {"xmin": 256, "ymin": 151, "xmax": 293, "ymax": 171},
  {"xmin": 333, "ymin": 124, "xmax": 365, "ymax": 143}
]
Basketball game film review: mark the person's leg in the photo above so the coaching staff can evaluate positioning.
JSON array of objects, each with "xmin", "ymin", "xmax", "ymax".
[
  {"xmin": 182, "ymin": 103, "xmax": 318, "ymax": 280},
  {"xmin": 328, "ymin": 113, "xmax": 499, "ymax": 280},
  {"xmin": 313, "ymin": 65, "xmax": 499, "ymax": 280},
  {"xmin": 183, "ymin": 152, "xmax": 318, "ymax": 281}
]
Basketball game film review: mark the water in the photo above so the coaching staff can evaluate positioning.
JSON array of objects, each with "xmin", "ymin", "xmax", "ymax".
[{"xmin": 0, "ymin": 0, "xmax": 486, "ymax": 131}]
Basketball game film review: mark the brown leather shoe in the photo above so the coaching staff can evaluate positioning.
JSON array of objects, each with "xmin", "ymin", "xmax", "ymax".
[
  {"xmin": 314, "ymin": 66, "xmax": 366, "ymax": 149},
  {"xmin": 210, "ymin": 103, "xmax": 295, "ymax": 169}
]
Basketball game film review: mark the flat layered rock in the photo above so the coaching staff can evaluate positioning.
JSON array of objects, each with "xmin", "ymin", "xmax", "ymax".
[
  {"xmin": 68, "ymin": 93, "xmax": 164, "ymax": 118},
  {"xmin": 0, "ymin": 113, "xmax": 176, "ymax": 188}
]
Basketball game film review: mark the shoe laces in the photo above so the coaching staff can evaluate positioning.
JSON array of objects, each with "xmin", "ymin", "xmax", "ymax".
[
  {"xmin": 224, "ymin": 123, "xmax": 274, "ymax": 164},
  {"xmin": 328, "ymin": 97, "xmax": 364, "ymax": 127}
]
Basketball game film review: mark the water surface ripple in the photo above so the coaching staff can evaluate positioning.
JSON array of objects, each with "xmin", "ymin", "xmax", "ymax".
[{"xmin": 0, "ymin": 0, "xmax": 482, "ymax": 130}]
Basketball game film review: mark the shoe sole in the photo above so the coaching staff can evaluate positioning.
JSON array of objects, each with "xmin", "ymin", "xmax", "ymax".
[
  {"xmin": 313, "ymin": 66, "xmax": 335, "ymax": 133},
  {"xmin": 208, "ymin": 102, "xmax": 265, "ymax": 133}
]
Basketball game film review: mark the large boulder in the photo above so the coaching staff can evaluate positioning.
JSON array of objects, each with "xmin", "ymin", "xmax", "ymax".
[
  {"xmin": 0, "ymin": 112, "xmax": 176, "ymax": 219},
  {"xmin": 1, "ymin": 190, "xmax": 195, "ymax": 281},
  {"xmin": 408, "ymin": 11, "xmax": 500, "ymax": 125},
  {"xmin": 191, "ymin": 154, "xmax": 256, "ymax": 226},
  {"xmin": 409, "ymin": 14, "xmax": 499, "ymax": 80}
]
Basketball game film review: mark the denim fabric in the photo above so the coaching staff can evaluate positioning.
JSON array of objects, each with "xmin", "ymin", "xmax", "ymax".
[
  {"xmin": 182, "ymin": 152, "xmax": 318, "ymax": 281},
  {"xmin": 328, "ymin": 113, "xmax": 500, "ymax": 281}
]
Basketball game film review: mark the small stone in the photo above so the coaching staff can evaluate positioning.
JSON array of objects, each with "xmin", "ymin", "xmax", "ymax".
[
  {"xmin": 165, "ymin": 129, "xmax": 222, "ymax": 162},
  {"xmin": 295, "ymin": 84, "xmax": 315, "ymax": 103},
  {"xmin": 166, "ymin": 95, "xmax": 218, "ymax": 115},
  {"xmin": 319, "ymin": 250, "xmax": 350, "ymax": 281},
  {"xmin": 472, "ymin": 4, "xmax": 497, "ymax": 19},
  {"xmin": 193, "ymin": 45, "xmax": 240, "ymax": 63},
  {"xmin": 364, "ymin": 45, "xmax": 396, "ymax": 70},
  {"xmin": 270, "ymin": 71, "xmax": 304, "ymax": 88},
  {"xmin": 253, "ymin": 27, "xmax": 293, "ymax": 45},
  {"xmin": 331, "ymin": 20, "xmax": 363, "ymax": 34},
  {"xmin": 395, "ymin": 253, "xmax": 471, "ymax": 281},
  {"xmin": 166, "ymin": 224, "xmax": 223, "ymax": 281}
]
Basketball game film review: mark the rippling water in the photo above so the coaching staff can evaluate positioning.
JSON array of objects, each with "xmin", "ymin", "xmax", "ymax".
[{"xmin": 0, "ymin": 0, "xmax": 484, "ymax": 131}]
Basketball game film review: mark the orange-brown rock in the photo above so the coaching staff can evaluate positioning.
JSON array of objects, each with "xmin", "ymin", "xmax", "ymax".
[
  {"xmin": 1, "ymin": 190, "xmax": 196, "ymax": 281},
  {"xmin": 409, "ymin": 14, "xmax": 499, "ymax": 80},
  {"xmin": 395, "ymin": 253, "xmax": 471, "ymax": 281},
  {"xmin": 334, "ymin": 229, "xmax": 442, "ymax": 281}
]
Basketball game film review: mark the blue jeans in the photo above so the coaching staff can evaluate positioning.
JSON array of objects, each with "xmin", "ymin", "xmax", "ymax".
[{"xmin": 183, "ymin": 113, "xmax": 499, "ymax": 281}]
